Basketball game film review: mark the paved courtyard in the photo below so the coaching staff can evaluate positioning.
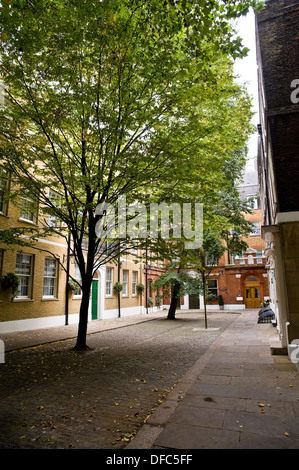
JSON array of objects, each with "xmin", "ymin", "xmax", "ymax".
[{"xmin": 0, "ymin": 311, "xmax": 237, "ymax": 449}]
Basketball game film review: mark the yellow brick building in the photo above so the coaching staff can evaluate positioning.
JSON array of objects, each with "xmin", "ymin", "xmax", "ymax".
[{"xmin": 0, "ymin": 177, "xmax": 146, "ymax": 333}]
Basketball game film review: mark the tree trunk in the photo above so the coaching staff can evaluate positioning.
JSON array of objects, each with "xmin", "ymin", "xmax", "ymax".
[
  {"xmin": 167, "ymin": 280, "xmax": 180, "ymax": 320},
  {"xmin": 202, "ymin": 274, "xmax": 208, "ymax": 329},
  {"xmin": 74, "ymin": 275, "xmax": 93, "ymax": 351}
]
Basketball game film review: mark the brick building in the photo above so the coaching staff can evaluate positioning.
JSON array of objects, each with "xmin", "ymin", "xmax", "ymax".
[
  {"xmin": 255, "ymin": 0, "xmax": 299, "ymax": 351},
  {"xmin": 0, "ymin": 179, "xmax": 145, "ymax": 333},
  {"xmin": 180, "ymin": 160, "xmax": 269, "ymax": 311}
]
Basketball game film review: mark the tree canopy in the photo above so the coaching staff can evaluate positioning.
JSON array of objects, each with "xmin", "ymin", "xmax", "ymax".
[{"xmin": 0, "ymin": 0, "xmax": 263, "ymax": 348}]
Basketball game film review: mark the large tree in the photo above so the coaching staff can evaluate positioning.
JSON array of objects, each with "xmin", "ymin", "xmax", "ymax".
[{"xmin": 0, "ymin": 0, "xmax": 263, "ymax": 349}]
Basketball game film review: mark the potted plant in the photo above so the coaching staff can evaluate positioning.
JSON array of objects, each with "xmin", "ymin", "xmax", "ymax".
[
  {"xmin": 147, "ymin": 296, "xmax": 154, "ymax": 308},
  {"xmin": 137, "ymin": 283, "xmax": 145, "ymax": 294},
  {"xmin": 68, "ymin": 279, "xmax": 80, "ymax": 294},
  {"xmin": 218, "ymin": 294, "xmax": 224, "ymax": 310},
  {"xmin": 113, "ymin": 281, "xmax": 123, "ymax": 293},
  {"xmin": 1, "ymin": 272, "xmax": 20, "ymax": 301}
]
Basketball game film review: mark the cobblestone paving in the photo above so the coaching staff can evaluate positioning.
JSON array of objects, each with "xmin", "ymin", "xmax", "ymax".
[{"xmin": 0, "ymin": 312, "xmax": 238, "ymax": 449}]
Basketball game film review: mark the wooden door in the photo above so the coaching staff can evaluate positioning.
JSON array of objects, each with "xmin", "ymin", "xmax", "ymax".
[{"xmin": 244, "ymin": 283, "xmax": 262, "ymax": 308}]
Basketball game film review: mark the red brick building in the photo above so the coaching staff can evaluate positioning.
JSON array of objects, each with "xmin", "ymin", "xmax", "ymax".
[{"xmin": 182, "ymin": 161, "xmax": 269, "ymax": 311}]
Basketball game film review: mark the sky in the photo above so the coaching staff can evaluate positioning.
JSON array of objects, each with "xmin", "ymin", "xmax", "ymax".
[{"xmin": 233, "ymin": 9, "xmax": 259, "ymax": 170}]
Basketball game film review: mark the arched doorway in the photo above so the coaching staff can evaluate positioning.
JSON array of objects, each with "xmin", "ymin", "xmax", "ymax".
[{"xmin": 244, "ymin": 275, "xmax": 263, "ymax": 308}]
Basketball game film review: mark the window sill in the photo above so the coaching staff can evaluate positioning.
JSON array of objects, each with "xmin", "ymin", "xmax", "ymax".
[
  {"xmin": 13, "ymin": 298, "xmax": 34, "ymax": 302},
  {"xmin": 18, "ymin": 218, "xmax": 38, "ymax": 226},
  {"xmin": 42, "ymin": 297, "xmax": 59, "ymax": 301}
]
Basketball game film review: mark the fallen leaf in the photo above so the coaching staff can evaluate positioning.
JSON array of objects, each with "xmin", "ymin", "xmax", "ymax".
[
  {"xmin": 285, "ymin": 432, "xmax": 289, "ymax": 437},
  {"xmin": 258, "ymin": 403, "xmax": 265, "ymax": 407}
]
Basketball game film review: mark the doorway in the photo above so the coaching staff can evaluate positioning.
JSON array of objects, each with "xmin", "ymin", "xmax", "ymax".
[
  {"xmin": 91, "ymin": 279, "xmax": 98, "ymax": 320},
  {"xmin": 189, "ymin": 294, "xmax": 200, "ymax": 309},
  {"xmin": 244, "ymin": 275, "xmax": 262, "ymax": 308}
]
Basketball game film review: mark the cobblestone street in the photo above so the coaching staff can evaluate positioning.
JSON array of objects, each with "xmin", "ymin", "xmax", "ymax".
[{"xmin": 0, "ymin": 311, "xmax": 237, "ymax": 449}]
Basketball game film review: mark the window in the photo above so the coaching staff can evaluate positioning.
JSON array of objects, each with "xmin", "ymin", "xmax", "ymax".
[
  {"xmin": 132, "ymin": 271, "xmax": 137, "ymax": 296},
  {"xmin": 256, "ymin": 249, "xmax": 263, "ymax": 264},
  {"xmin": 0, "ymin": 171, "xmax": 9, "ymax": 215},
  {"xmin": 43, "ymin": 258, "xmax": 58, "ymax": 298},
  {"xmin": 20, "ymin": 192, "xmax": 38, "ymax": 224},
  {"xmin": 122, "ymin": 270, "xmax": 128, "ymax": 296},
  {"xmin": 207, "ymin": 279, "xmax": 218, "ymax": 299},
  {"xmin": 47, "ymin": 191, "xmax": 60, "ymax": 228},
  {"xmin": 73, "ymin": 264, "xmax": 82, "ymax": 297},
  {"xmin": 15, "ymin": 253, "xmax": 33, "ymax": 298},
  {"xmin": 106, "ymin": 267, "xmax": 113, "ymax": 296},
  {"xmin": 250, "ymin": 221, "xmax": 261, "ymax": 236},
  {"xmin": 247, "ymin": 196, "xmax": 260, "ymax": 210},
  {"xmin": 232, "ymin": 253, "xmax": 243, "ymax": 264}
]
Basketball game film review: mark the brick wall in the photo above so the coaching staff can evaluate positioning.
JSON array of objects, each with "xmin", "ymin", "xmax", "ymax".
[{"xmin": 256, "ymin": 0, "xmax": 299, "ymax": 213}]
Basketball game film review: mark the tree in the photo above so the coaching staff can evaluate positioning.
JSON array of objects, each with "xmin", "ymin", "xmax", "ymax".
[
  {"xmin": 192, "ymin": 230, "xmax": 226, "ymax": 329},
  {"xmin": 0, "ymin": 0, "xmax": 264, "ymax": 349}
]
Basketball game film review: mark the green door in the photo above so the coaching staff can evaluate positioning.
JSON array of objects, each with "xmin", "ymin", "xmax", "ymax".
[{"xmin": 91, "ymin": 280, "xmax": 98, "ymax": 320}]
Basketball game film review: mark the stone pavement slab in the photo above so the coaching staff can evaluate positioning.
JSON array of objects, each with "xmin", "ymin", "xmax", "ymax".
[{"xmin": 127, "ymin": 310, "xmax": 299, "ymax": 450}]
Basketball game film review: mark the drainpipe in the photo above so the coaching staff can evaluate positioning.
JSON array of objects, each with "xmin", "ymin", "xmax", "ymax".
[
  {"xmin": 118, "ymin": 255, "xmax": 121, "ymax": 318},
  {"xmin": 65, "ymin": 233, "xmax": 70, "ymax": 326},
  {"xmin": 257, "ymin": 124, "xmax": 271, "ymax": 226}
]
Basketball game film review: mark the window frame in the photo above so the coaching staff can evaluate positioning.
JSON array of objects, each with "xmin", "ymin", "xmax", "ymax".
[
  {"xmin": 47, "ymin": 190, "xmax": 60, "ymax": 228},
  {"xmin": 105, "ymin": 267, "xmax": 113, "ymax": 297},
  {"xmin": 132, "ymin": 271, "xmax": 138, "ymax": 297},
  {"xmin": 43, "ymin": 257, "xmax": 58, "ymax": 298},
  {"xmin": 20, "ymin": 192, "xmax": 38, "ymax": 224},
  {"xmin": 73, "ymin": 264, "xmax": 82, "ymax": 298},
  {"xmin": 122, "ymin": 269, "xmax": 129, "ymax": 297},
  {"xmin": 15, "ymin": 253, "xmax": 34, "ymax": 299},
  {"xmin": 207, "ymin": 279, "xmax": 218, "ymax": 299}
]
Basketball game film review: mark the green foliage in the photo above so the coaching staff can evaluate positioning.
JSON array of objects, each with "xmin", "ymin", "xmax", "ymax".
[
  {"xmin": 136, "ymin": 283, "xmax": 145, "ymax": 293},
  {"xmin": 0, "ymin": 0, "xmax": 260, "ymax": 347},
  {"xmin": 113, "ymin": 282, "xmax": 123, "ymax": 293},
  {"xmin": 68, "ymin": 279, "xmax": 80, "ymax": 293},
  {"xmin": 155, "ymin": 294, "xmax": 163, "ymax": 307},
  {"xmin": 1, "ymin": 272, "xmax": 20, "ymax": 299},
  {"xmin": 147, "ymin": 296, "xmax": 154, "ymax": 308}
]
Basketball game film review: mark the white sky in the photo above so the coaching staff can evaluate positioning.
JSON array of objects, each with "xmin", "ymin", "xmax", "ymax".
[{"xmin": 233, "ymin": 9, "xmax": 259, "ymax": 170}]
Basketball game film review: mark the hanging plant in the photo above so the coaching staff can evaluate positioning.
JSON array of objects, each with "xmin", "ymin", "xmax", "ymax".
[
  {"xmin": 68, "ymin": 279, "xmax": 80, "ymax": 293},
  {"xmin": 1, "ymin": 272, "xmax": 20, "ymax": 300},
  {"xmin": 113, "ymin": 282, "xmax": 123, "ymax": 293},
  {"xmin": 137, "ymin": 283, "xmax": 145, "ymax": 293}
]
